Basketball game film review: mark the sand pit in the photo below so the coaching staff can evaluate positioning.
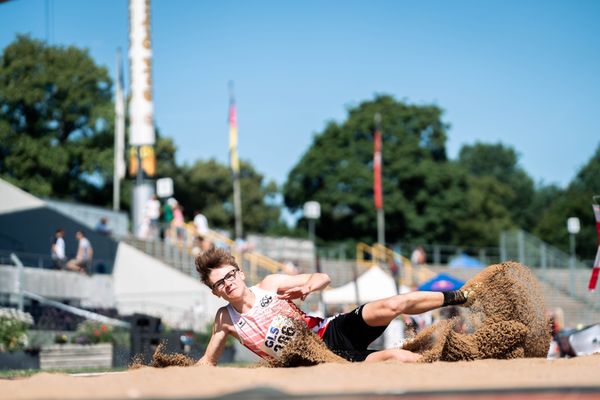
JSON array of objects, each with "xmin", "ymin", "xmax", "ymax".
[{"xmin": 1, "ymin": 356, "xmax": 599, "ymax": 399}]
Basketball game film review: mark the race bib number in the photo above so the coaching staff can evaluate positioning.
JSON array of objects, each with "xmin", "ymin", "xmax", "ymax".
[{"xmin": 263, "ymin": 315, "xmax": 296, "ymax": 358}]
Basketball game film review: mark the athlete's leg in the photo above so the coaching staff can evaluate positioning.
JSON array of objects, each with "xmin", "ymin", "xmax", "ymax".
[
  {"xmin": 361, "ymin": 291, "xmax": 445, "ymax": 327},
  {"xmin": 361, "ymin": 288, "xmax": 472, "ymax": 327},
  {"xmin": 364, "ymin": 348, "xmax": 421, "ymax": 363}
]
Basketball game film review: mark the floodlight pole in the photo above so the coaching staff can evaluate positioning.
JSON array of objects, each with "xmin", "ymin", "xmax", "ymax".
[{"xmin": 304, "ymin": 201, "xmax": 324, "ymax": 314}]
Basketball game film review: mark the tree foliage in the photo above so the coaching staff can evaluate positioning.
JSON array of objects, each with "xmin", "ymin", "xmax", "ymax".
[
  {"xmin": 453, "ymin": 175, "xmax": 514, "ymax": 247},
  {"xmin": 285, "ymin": 95, "xmax": 471, "ymax": 244},
  {"xmin": 533, "ymin": 144, "xmax": 600, "ymax": 261},
  {"xmin": 458, "ymin": 142, "xmax": 536, "ymax": 228},
  {"xmin": 0, "ymin": 35, "xmax": 114, "ymax": 203}
]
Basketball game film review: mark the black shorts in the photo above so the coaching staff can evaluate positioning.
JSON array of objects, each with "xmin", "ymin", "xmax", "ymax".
[{"xmin": 322, "ymin": 305, "xmax": 386, "ymax": 362}]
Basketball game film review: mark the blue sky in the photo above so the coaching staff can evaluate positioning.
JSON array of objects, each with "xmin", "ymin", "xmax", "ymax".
[{"xmin": 1, "ymin": 0, "xmax": 599, "ymax": 190}]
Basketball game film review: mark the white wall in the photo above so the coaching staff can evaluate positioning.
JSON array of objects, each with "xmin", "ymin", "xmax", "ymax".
[{"xmin": 112, "ymin": 242, "xmax": 225, "ymax": 330}]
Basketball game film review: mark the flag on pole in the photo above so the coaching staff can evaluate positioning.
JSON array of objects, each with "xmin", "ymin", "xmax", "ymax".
[
  {"xmin": 113, "ymin": 47, "xmax": 126, "ymax": 211},
  {"xmin": 588, "ymin": 201, "xmax": 600, "ymax": 291},
  {"xmin": 229, "ymin": 88, "xmax": 240, "ymax": 174},
  {"xmin": 115, "ymin": 49, "xmax": 126, "ymax": 180},
  {"xmin": 373, "ymin": 115, "xmax": 383, "ymax": 210},
  {"xmin": 228, "ymin": 81, "xmax": 243, "ymax": 239}
]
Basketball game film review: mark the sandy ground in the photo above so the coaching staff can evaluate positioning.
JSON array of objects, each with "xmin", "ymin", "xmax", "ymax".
[{"xmin": 1, "ymin": 355, "xmax": 599, "ymax": 400}]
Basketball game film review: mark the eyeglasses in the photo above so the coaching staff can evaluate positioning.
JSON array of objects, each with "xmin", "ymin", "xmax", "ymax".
[{"xmin": 211, "ymin": 268, "xmax": 239, "ymax": 292}]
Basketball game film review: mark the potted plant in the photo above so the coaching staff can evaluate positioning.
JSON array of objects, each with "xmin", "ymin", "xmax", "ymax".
[{"xmin": 0, "ymin": 308, "xmax": 39, "ymax": 370}]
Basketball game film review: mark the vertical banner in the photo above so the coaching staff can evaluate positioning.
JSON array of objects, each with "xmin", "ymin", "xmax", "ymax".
[
  {"xmin": 128, "ymin": 147, "xmax": 139, "ymax": 177},
  {"xmin": 374, "ymin": 113, "xmax": 385, "ymax": 247},
  {"xmin": 229, "ymin": 87, "xmax": 239, "ymax": 174},
  {"xmin": 128, "ymin": 0, "xmax": 155, "ymax": 147},
  {"xmin": 229, "ymin": 82, "xmax": 243, "ymax": 239},
  {"xmin": 129, "ymin": 0, "xmax": 155, "ymax": 238},
  {"xmin": 588, "ymin": 201, "xmax": 600, "ymax": 291},
  {"xmin": 373, "ymin": 120, "xmax": 383, "ymax": 210},
  {"xmin": 127, "ymin": 143, "xmax": 155, "ymax": 178}
]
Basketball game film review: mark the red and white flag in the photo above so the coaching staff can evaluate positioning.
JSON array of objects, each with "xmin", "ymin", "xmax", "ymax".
[
  {"xmin": 373, "ymin": 126, "xmax": 383, "ymax": 210},
  {"xmin": 588, "ymin": 202, "xmax": 600, "ymax": 291}
]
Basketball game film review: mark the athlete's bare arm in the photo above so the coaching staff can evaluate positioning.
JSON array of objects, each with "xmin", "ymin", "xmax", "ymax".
[
  {"xmin": 196, "ymin": 307, "xmax": 236, "ymax": 366},
  {"xmin": 260, "ymin": 273, "xmax": 331, "ymax": 301}
]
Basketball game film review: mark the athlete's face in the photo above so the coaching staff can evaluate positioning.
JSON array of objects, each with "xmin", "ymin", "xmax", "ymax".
[{"xmin": 208, "ymin": 265, "xmax": 245, "ymax": 298}]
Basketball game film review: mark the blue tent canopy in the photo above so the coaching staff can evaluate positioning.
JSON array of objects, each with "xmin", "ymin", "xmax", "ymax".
[
  {"xmin": 448, "ymin": 253, "xmax": 485, "ymax": 268},
  {"xmin": 418, "ymin": 273, "xmax": 465, "ymax": 291}
]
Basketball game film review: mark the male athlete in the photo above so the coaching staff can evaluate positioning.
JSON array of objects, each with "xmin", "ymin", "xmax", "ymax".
[{"xmin": 196, "ymin": 248, "xmax": 472, "ymax": 365}]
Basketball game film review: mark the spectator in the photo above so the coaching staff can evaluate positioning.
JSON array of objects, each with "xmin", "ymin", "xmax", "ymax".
[
  {"xmin": 66, "ymin": 231, "xmax": 94, "ymax": 274},
  {"xmin": 95, "ymin": 217, "xmax": 111, "ymax": 235},
  {"xmin": 411, "ymin": 246, "xmax": 426, "ymax": 266},
  {"xmin": 51, "ymin": 228, "xmax": 67, "ymax": 269},
  {"xmin": 193, "ymin": 210, "xmax": 212, "ymax": 252},
  {"xmin": 193, "ymin": 209, "xmax": 209, "ymax": 236},
  {"xmin": 145, "ymin": 194, "xmax": 161, "ymax": 239},
  {"xmin": 172, "ymin": 201, "xmax": 186, "ymax": 245},
  {"xmin": 162, "ymin": 197, "xmax": 175, "ymax": 240}
]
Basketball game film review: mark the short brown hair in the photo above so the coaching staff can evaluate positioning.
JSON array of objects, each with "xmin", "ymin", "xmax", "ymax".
[{"xmin": 195, "ymin": 248, "xmax": 239, "ymax": 287}]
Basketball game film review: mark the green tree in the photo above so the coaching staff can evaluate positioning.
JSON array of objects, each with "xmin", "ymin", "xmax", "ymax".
[
  {"xmin": 154, "ymin": 132, "xmax": 179, "ymax": 179},
  {"xmin": 454, "ymin": 175, "xmax": 515, "ymax": 247},
  {"xmin": 458, "ymin": 142, "xmax": 535, "ymax": 228},
  {"xmin": 534, "ymin": 144, "xmax": 600, "ymax": 262},
  {"xmin": 0, "ymin": 35, "xmax": 114, "ymax": 203}
]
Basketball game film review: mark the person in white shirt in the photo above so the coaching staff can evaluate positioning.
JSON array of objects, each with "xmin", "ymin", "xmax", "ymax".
[
  {"xmin": 144, "ymin": 194, "xmax": 162, "ymax": 239},
  {"xmin": 193, "ymin": 210, "xmax": 209, "ymax": 235},
  {"xmin": 51, "ymin": 228, "xmax": 67, "ymax": 269},
  {"xmin": 193, "ymin": 210, "xmax": 212, "ymax": 252}
]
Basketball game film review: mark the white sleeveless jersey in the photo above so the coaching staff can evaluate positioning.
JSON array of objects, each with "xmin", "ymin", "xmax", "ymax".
[{"xmin": 226, "ymin": 286, "xmax": 329, "ymax": 360}]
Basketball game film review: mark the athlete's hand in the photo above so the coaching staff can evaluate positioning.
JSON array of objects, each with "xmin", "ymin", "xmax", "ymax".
[
  {"xmin": 195, "ymin": 356, "xmax": 215, "ymax": 366},
  {"xmin": 278, "ymin": 285, "xmax": 310, "ymax": 301}
]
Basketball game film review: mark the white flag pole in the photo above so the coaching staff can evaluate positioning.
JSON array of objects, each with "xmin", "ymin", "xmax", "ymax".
[{"xmin": 113, "ymin": 48, "xmax": 126, "ymax": 211}]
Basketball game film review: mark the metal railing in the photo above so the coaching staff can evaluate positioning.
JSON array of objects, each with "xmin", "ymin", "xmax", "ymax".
[
  {"xmin": 499, "ymin": 229, "xmax": 595, "ymax": 301},
  {"xmin": 500, "ymin": 229, "xmax": 588, "ymax": 269},
  {"xmin": 9, "ymin": 253, "xmax": 130, "ymax": 328},
  {"xmin": 320, "ymin": 241, "xmax": 503, "ymax": 267},
  {"xmin": 356, "ymin": 242, "xmax": 436, "ymax": 287}
]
